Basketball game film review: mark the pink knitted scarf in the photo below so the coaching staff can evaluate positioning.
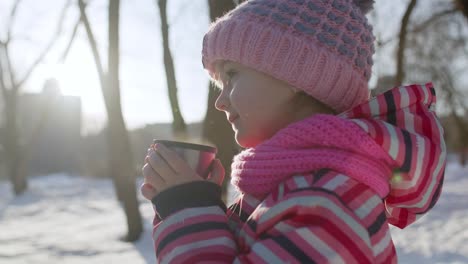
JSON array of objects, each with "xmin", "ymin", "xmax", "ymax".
[
  {"xmin": 231, "ymin": 114, "xmax": 395, "ymax": 200},
  {"xmin": 231, "ymin": 83, "xmax": 447, "ymax": 228}
]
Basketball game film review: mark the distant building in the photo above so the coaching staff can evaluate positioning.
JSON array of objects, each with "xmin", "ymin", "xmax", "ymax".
[{"xmin": 18, "ymin": 79, "xmax": 82, "ymax": 175}]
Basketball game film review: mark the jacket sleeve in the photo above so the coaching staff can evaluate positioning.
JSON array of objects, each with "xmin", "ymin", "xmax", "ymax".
[
  {"xmin": 152, "ymin": 181, "xmax": 379, "ymax": 263},
  {"xmin": 151, "ymin": 181, "xmax": 236, "ymax": 263}
]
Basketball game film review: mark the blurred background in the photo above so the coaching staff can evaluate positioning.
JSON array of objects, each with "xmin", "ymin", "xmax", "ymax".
[{"xmin": 0, "ymin": 0, "xmax": 467, "ymax": 263}]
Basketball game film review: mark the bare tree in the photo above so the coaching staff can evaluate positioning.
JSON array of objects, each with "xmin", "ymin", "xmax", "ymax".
[
  {"xmin": 203, "ymin": 0, "xmax": 239, "ymax": 201},
  {"xmin": 156, "ymin": 0, "xmax": 187, "ymax": 137},
  {"xmin": 403, "ymin": 2, "xmax": 468, "ymax": 164},
  {"xmin": 78, "ymin": 0, "xmax": 143, "ymax": 241},
  {"xmin": 395, "ymin": 0, "xmax": 418, "ymax": 86},
  {"xmin": 0, "ymin": 0, "xmax": 71, "ymax": 194}
]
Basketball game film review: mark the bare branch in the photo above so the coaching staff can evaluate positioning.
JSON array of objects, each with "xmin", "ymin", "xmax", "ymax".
[
  {"xmin": 378, "ymin": 8, "xmax": 457, "ymax": 47},
  {"xmin": 3, "ymin": 44, "xmax": 16, "ymax": 90},
  {"xmin": 15, "ymin": 0, "xmax": 73, "ymax": 89},
  {"xmin": 156, "ymin": 0, "xmax": 186, "ymax": 133},
  {"xmin": 395, "ymin": 0, "xmax": 418, "ymax": 86},
  {"xmin": 6, "ymin": 0, "xmax": 24, "ymax": 43},
  {"xmin": 0, "ymin": 51, "xmax": 7, "ymax": 98},
  {"xmin": 78, "ymin": 0, "xmax": 106, "ymax": 90},
  {"xmin": 60, "ymin": 17, "xmax": 81, "ymax": 63},
  {"xmin": 427, "ymin": 61, "xmax": 468, "ymax": 116},
  {"xmin": 411, "ymin": 8, "xmax": 457, "ymax": 34}
]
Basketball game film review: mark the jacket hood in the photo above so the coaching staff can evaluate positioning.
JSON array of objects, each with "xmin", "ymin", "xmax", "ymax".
[{"xmin": 339, "ymin": 83, "xmax": 447, "ymax": 228}]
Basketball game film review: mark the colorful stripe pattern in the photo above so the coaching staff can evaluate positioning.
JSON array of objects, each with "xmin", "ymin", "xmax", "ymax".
[
  {"xmin": 151, "ymin": 83, "xmax": 445, "ymax": 263},
  {"xmin": 153, "ymin": 171, "xmax": 397, "ymax": 263},
  {"xmin": 339, "ymin": 83, "xmax": 447, "ymax": 228}
]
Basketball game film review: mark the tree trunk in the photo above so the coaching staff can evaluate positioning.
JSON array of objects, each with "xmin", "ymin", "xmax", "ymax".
[
  {"xmin": 395, "ymin": 0, "xmax": 418, "ymax": 86},
  {"xmin": 157, "ymin": 0, "xmax": 187, "ymax": 137},
  {"xmin": 107, "ymin": 0, "xmax": 143, "ymax": 241},
  {"xmin": 203, "ymin": 0, "xmax": 239, "ymax": 202},
  {"xmin": 4, "ymin": 91, "xmax": 27, "ymax": 194},
  {"xmin": 454, "ymin": 0, "xmax": 468, "ymax": 19},
  {"xmin": 450, "ymin": 110, "xmax": 468, "ymax": 166},
  {"xmin": 0, "ymin": 0, "xmax": 68, "ymax": 196},
  {"xmin": 78, "ymin": 0, "xmax": 143, "ymax": 241}
]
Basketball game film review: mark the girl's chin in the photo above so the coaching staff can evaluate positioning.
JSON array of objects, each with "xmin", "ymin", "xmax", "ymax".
[{"xmin": 235, "ymin": 132, "xmax": 261, "ymax": 149}]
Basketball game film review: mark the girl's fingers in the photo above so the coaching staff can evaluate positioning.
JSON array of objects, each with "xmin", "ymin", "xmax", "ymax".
[
  {"xmin": 207, "ymin": 159, "xmax": 225, "ymax": 186},
  {"xmin": 142, "ymin": 162, "xmax": 165, "ymax": 188},
  {"xmin": 140, "ymin": 183, "xmax": 158, "ymax": 200},
  {"xmin": 147, "ymin": 149, "xmax": 177, "ymax": 179},
  {"xmin": 154, "ymin": 144, "xmax": 189, "ymax": 174}
]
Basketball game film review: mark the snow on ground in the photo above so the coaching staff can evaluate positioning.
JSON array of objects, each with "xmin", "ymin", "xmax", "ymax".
[
  {"xmin": 0, "ymin": 175, "xmax": 156, "ymax": 264},
  {"xmin": 0, "ymin": 156, "xmax": 467, "ymax": 263}
]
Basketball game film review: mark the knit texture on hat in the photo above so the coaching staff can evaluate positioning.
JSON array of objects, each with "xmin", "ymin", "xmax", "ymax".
[{"xmin": 202, "ymin": 0, "xmax": 376, "ymax": 113}]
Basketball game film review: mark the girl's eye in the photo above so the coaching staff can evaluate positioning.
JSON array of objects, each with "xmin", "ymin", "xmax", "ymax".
[
  {"xmin": 226, "ymin": 70, "xmax": 237, "ymax": 77},
  {"xmin": 225, "ymin": 70, "xmax": 237, "ymax": 81}
]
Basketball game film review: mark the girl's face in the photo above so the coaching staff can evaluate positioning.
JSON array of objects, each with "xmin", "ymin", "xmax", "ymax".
[{"xmin": 214, "ymin": 61, "xmax": 327, "ymax": 148}]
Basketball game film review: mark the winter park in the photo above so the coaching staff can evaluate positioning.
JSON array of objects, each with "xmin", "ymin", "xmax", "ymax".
[{"xmin": 1, "ymin": 0, "xmax": 468, "ymax": 263}]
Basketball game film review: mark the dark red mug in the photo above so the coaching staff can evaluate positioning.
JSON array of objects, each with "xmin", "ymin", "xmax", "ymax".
[{"xmin": 153, "ymin": 140, "xmax": 217, "ymax": 179}]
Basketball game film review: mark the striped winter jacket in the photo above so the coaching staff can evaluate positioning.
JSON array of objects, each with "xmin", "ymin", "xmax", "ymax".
[
  {"xmin": 153, "ymin": 172, "xmax": 395, "ymax": 263},
  {"xmin": 150, "ymin": 83, "xmax": 446, "ymax": 263}
]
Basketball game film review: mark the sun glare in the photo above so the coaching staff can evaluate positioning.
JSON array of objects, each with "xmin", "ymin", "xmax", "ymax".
[
  {"xmin": 36, "ymin": 41, "xmax": 108, "ymax": 127},
  {"xmin": 54, "ymin": 67, "xmax": 99, "ymax": 100},
  {"xmin": 41, "ymin": 44, "xmax": 102, "ymax": 103},
  {"xmin": 35, "ymin": 42, "xmax": 107, "ymax": 131}
]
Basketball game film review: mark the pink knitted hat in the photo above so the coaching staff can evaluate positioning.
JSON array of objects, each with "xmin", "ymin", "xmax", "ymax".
[{"xmin": 202, "ymin": 0, "xmax": 375, "ymax": 113}]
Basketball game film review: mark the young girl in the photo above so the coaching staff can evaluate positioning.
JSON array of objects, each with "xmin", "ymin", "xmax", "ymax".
[{"xmin": 141, "ymin": 0, "xmax": 447, "ymax": 263}]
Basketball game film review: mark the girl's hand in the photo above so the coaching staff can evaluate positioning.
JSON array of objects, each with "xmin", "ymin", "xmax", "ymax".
[{"xmin": 140, "ymin": 143, "xmax": 225, "ymax": 201}]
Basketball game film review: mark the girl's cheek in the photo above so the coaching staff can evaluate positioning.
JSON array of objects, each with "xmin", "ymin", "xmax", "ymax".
[
  {"xmin": 231, "ymin": 79, "xmax": 249, "ymax": 109},
  {"xmin": 229, "ymin": 88, "xmax": 241, "ymax": 110}
]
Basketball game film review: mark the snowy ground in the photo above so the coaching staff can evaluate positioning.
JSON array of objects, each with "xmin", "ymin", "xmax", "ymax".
[
  {"xmin": 0, "ymin": 176, "xmax": 157, "ymax": 264},
  {"xmin": 0, "ymin": 156, "xmax": 467, "ymax": 263}
]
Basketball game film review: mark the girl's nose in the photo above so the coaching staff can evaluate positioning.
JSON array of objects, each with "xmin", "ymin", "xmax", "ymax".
[{"xmin": 214, "ymin": 89, "xmax": 229, "ymax": 111}]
